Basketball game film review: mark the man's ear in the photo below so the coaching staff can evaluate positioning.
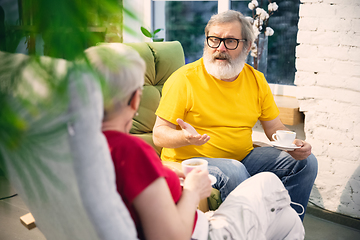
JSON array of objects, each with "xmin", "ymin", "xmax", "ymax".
[{"xmin": 129, "ymin": 89, "xmax": 141, "ymax": 111}]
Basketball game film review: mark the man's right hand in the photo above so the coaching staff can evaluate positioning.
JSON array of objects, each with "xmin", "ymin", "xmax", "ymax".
[{"xmin": 176, "ymin": 118, "xmax": 210, "ymax": 146}]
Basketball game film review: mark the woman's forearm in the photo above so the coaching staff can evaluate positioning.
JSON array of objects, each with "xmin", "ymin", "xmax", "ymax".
[{"xmin": 133, "ymin": 178, "xmax": 198, "ymax": 240}]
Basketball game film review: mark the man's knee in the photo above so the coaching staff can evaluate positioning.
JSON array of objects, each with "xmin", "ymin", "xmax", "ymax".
[
  {"xmin": 231, "ymin": 160, "xmax": 249, "ymax": 176},
  {"xmin": 252, "ymin": 172, "xmax": 280, "ymax": 184},
  {"xmin": 240, "ymin": 172, "xmax": 285, "ymax": 194},
  {"xmin": 207, "ymin": 158, "xmax": 250, "ymax": 179}
]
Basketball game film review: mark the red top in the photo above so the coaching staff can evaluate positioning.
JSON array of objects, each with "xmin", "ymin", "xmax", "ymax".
[{"xmin": 103, "ymin": 131, "xmax": 196, "ymax": 239}]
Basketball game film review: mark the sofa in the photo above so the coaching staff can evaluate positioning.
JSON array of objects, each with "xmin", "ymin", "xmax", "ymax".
[
  {"xmin": 125, "ymin": 41, "xmax": 185, "ymax": 156},
  {"xmin": 126, "ymin": 41, "xmax": 222, "ymax": 210}
]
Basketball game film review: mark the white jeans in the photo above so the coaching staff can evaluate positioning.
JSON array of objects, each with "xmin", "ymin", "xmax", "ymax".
[{"xmin": 193, "ymin": 172, "xmax": 305, "ymax": 240}]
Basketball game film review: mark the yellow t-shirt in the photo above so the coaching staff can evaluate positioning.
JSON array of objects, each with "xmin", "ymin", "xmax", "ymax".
[{"xmin": 155, "ymin": 58, "xmax": 279, "ymax": 162}]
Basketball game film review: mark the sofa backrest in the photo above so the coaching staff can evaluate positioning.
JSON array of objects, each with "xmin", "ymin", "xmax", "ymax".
[
  {"xmin": 125, "ymin": 41, "xmax": 185, "ymax": 155},
  {"xmin": 0, "ymin": 51, "xmax": 139, "ymax": 240}
]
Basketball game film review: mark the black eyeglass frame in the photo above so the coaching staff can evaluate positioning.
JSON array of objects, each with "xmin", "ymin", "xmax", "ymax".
[{"xmin": 206, "ymin": 36, "xmax": 246, "ymax": 50}]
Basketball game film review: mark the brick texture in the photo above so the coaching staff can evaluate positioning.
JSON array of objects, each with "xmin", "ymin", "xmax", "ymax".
[{"xmin": 297, "ymin": 0, "xmax": 360, "ymax": 218}]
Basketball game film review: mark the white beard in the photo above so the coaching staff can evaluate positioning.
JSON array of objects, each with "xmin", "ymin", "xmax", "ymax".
[{"xmin": 203, "ymin": 47, "xmax": 247, "ymax": 81}]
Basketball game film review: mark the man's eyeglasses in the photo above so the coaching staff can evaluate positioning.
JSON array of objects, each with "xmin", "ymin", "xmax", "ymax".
[{"xmin": 206, "ymin": 36, "xmax": 246, "ymax": 50}]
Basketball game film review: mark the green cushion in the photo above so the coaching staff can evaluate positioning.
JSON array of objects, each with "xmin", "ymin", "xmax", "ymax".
[
  {"xmin": 124, "ymin": 43, "xmax": 156, "ymax": 86},
  {"xmin": 147, "ymin": 41, "xmax": 185, "ymax": 89},
  {"xmin": 208, "ymin": 188, "xmax": 222, "ymax": 211},
  {"xmin": 130, "ymin": 85, "xmax": 161, "ymax": 134},
  {"xmin": 127, "ymin": 41, "xmax": 185, "ymax": 151},
  {"xmin": 132, "ymin": 132, "xmax": 162, "ymax": 156}
]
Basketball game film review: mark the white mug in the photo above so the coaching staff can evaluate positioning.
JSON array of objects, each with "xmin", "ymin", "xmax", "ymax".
[
  {"xmin": 181, "ymin": 159, "xmax": 208, "ymax": 176},
  {"xmin": 272, "ymin": 130, "xmax": 296, "ymax": 146}
]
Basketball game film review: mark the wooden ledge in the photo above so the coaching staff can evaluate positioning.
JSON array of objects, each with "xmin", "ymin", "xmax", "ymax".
[
  {"xmin": 274, "ymin": 95, "xmax": 304, "ymax": 126},
  {"xmin": 20, "ymin": 212, "xmax": 36, "ymax": 230}
]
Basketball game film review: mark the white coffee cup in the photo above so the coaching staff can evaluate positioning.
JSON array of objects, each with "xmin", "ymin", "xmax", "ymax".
[
  {"xmin": 181, "ymin": 159, "xmax": 208, "ymax": 176},
  {"xmin": 272, "ymin": 130, "xmax": 296, "ymax": 146}
]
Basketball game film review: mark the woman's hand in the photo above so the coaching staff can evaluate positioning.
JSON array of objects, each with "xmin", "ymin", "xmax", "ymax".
[
  {"xmin": 183, "ymin": 169, "xmax": 212, "ymax": 201},
  {"xmin": 172, "ymin": 167, "xmax": 185, "ymax": 179}
]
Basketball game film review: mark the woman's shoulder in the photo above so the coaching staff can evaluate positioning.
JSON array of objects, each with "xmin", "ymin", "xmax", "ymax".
[
  {"xmin": 104, "ymin": 131, "xmax": 153, "ymax": 150},
  {"xmin": 104, "ymin": 131, "xmax": 161, "ymax": 172}
]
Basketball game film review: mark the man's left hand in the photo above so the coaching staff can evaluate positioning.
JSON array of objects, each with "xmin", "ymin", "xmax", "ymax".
[{"xmin": 288, "ymin": 139, "xmax": 312, "ymax": 160}]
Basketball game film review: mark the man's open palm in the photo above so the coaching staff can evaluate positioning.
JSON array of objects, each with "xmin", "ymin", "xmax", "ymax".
[{"xmin": 176, "ymin": 118, "xmax": 210, "ymax": 146}]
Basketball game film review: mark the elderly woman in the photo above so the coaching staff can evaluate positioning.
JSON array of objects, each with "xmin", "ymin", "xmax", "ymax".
[{"xmin": 84, "ymin": 43, "xmax": 304, "ymax": 240}]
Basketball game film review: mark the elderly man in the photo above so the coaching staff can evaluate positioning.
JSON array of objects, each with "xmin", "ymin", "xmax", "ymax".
[{"xmin": 153, "ymin": 10, "xmax": 317, "ymax": 221}]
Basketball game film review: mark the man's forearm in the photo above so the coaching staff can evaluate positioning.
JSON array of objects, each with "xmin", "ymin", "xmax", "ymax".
[
  {"xmin": 260, "ymin": 117, "xmax": 289, "ymax": 141},
  {"xmin": 153, "ymin": 125, "xmax": 190, "ymax": 148}
]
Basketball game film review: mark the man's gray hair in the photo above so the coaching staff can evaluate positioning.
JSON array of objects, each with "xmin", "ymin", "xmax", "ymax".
[
  {"xmin": 205, "ymin": 10, "xmax": 255, "ymax": 51},
  {"xmin": 85, "ymin": 43, "xmax": 145, "ymax": 120}
]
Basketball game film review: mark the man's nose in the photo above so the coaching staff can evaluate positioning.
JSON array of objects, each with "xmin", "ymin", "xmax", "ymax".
[{"xmin": 217, "ymin": 41, "xmax": 227, "ymax": 51}]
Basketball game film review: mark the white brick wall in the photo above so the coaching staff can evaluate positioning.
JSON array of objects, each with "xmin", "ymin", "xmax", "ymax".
[{"xmin": 296, "ymin": 0, "xmax": 360, "ymax": 218}]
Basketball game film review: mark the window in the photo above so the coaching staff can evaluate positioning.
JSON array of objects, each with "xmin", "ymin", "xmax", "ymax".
[
  {"xmin": 231, "ymin": 0, "xmax": 300, "ymax": 85},
  {"xmin": 153, "ymin": 1, "xmax": 217, "ymax": 63},
  {"xmin": 151, "ymin": 0, "xmax": 300, "ymax": 85}
]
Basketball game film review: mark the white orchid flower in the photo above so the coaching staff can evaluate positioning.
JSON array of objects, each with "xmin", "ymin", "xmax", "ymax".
[
  {"xmin": 255, "ymin": 8, "xmax": 269, "ymax": 21},
  {"xmin": 254, "ymin": 18, "xmax": 264, "ymax": 28},
  {"xmin": 245, "ymin": 16, "xmax": 254, "ymax": 24},
  {"xmin": 265, "ymin": 27, "xmax": 275, "ymax": 36},
  {"xmin": 251, "ymin": 42, "xmax": 257, "ymax": 50},
  {"xmin": 260, "ymin": 11, "xmax": 270, "ymax": 21},
  {"xmin": 256, "ymin": 7, "xmax": 265, "ymax": 16},
  {"xmin": 252, "ymin": 25, "xmax": 260, "ymax": 37},
  {"xmin": 248, "ymin": 0, "xmax": 259, "ymax": 10},
  {"xmin": 268, "ymin": 2, "xmax": 279, "ymax": 12},
  {"xmin": 251, "ymin": 49, "xmax": 258, "ymax": 57}
]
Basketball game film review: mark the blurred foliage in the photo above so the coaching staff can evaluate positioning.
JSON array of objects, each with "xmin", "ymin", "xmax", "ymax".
[
  {"xmin": 2, "ymin": 0, "xmax": 126, "ymax": 59},
  {"xmin": 0, "ymin": 50, "xmax": 76, "ymax": 199},
  {"xmin": 0, "ymin": 0, "xmax": 138, "ymax": 197},
  {"xmin": 0, "ymin": 0, "xmax": 132, "ymax": 148}
]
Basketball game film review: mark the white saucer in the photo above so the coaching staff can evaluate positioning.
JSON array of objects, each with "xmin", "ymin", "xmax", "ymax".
[
  {"xmin": 209, "ymin": 174, "xmax": 217, "ymax": 185},
  {"xmin": 270, "ymin": 141, "xmax": 301, "ymax": 151}
]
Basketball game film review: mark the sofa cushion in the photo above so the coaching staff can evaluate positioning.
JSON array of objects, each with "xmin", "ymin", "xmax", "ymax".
[
  {"xmin": 124, "ymin": 42, "xmax": 156, "ymax": 86},
  {"xmin": 147, "ymin": 41, "xmax": 185, "ymax": 92},
  {"xmin": 127, "ymin": 42, "xmax": 185, "ymax": 153},
  {"xmin": 132, "ymin": 85, "xmax": 161, "ymax": 134}
]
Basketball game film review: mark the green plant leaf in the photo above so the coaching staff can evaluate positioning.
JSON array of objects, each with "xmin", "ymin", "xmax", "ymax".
[
  {"xmin": 153, "ymin": 28, "xmax": 162, "ymax": 35},
  {"xmin": 140, "ymin": 27, "xmax": 153, "ymax": 38},
  {"xmin": 153, "ymin": 38, "xmax": 164, "ymax": 42}
]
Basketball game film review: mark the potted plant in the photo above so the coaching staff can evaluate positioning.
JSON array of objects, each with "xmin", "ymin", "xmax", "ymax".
[
  {"xmin": 140, "ymin": 27, "xmax": 164, "ymax": 42},
  {"xmin": 247, "ymin": 0, "xmax": 278, "ymax": 74}
]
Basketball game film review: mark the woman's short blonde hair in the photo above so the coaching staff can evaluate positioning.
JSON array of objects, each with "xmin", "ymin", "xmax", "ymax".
[{"xmin": 85, "ymin": 43, "xmax": 145, "ymax": 120}]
